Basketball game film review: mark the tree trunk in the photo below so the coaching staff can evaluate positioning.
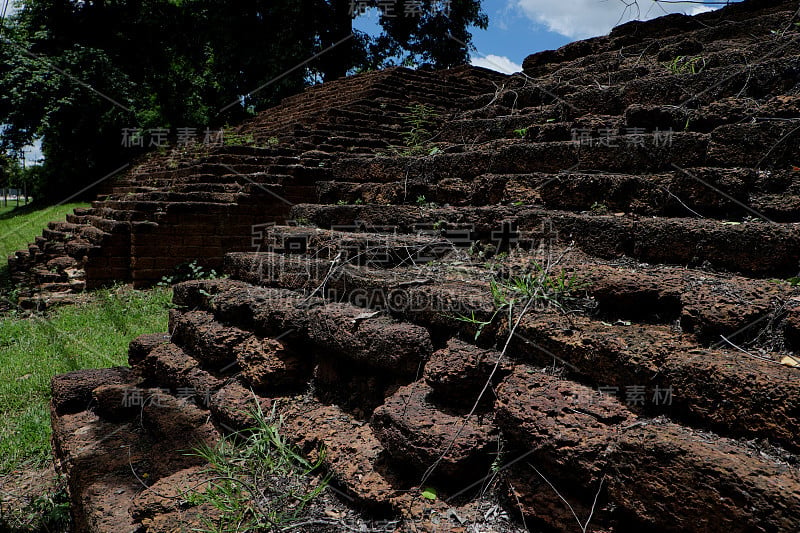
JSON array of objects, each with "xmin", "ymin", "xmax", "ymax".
[{"xmin": 320, "ymin": 0, "xmax": 354, "ymax": 82}]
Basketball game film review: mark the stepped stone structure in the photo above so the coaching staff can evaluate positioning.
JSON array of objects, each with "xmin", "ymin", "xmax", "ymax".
[
  {"xmin": 7, "ymin": 67, "xmax": 502, "ymax": 307},
  {"xmin": 25, "ymin": 0, "xmax": 800, "ymax": 530}
]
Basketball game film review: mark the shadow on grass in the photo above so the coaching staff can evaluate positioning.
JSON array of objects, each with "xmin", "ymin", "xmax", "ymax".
[
  {"xmin": 0, "ymin": 202, "xmax": 42, "ymax": 222},
  {"xmin": 0, "ymin": 265, "xmax": 14, "ymax": 313},
  {"xmin": 0, "ymin": 474, "xmax": 71, "ymax": 533}
]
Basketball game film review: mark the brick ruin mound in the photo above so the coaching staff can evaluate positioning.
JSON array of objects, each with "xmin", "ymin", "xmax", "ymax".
[
  {"xmin": 27, "ymin": 0, "xmax": 800, "ymax": 530},
  {"xmin": 6, "ymin": 65, "xmax": 503, "ymax": 309}
]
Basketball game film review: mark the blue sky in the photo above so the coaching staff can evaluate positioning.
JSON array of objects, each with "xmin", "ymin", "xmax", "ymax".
[{"xmin": 355, "ymin": 0, "xmax": 732, "ymax": 73}]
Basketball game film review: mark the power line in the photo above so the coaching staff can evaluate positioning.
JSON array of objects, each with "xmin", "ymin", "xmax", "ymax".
[{"xmin": 0, "ymin": 0, "xmax": 11, "ymax": 39}]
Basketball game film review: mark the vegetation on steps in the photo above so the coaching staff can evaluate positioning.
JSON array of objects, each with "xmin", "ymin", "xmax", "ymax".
[{"xmin": 188, "ymin": 402, "xmax": 329, "ymax": 533}]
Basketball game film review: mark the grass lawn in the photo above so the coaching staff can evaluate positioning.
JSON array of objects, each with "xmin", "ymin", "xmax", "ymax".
[
  {"xmin": 0, "ymin": 203, "xmax": 90, "ymax": 263},
  {"xmin": 0, "ymin": 203, "xmax": 173, "ymax": 473},
  {"xmin": 0, "ymin": 286, "xmax": 173, "ymax": 472}
]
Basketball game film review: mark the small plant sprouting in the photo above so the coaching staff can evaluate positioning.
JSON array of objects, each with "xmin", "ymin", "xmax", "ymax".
[
  {"xmin": 403, "ymin": 104, "xmax": 437, "ymax": 146},
  {"xmin": 158, "ymin": 260, "xmax": 220, "ymax": 286},
  {"xmin": 421, "ymin": 487, "xmax": 438, "ymax": 501},
  {"xmin": 513, "ymin": 127, "xmax": 529, "ymax": 139},
  {"xmin": 490, "ymin": 266, "xmax": 589, "ymax": 313},
  {"xmin": 455, "ymin": 310, "xmax": 495, "ymax": 340},
  {"xmin": 590, "ymin": 201, "xmax": 609, "ymax": 214},
  {"xmin": 455, "ymin": 262, "xmax": 590, "ymax": 339},
  {"xmin": 397, "ymin": 103, "xmax": 440, "ymax": 155},
  {"xmin": 664, "ymin": 55, "xmax": 706, "ymax": 75},
  {"xmin": 0, "ymin": 478, "xmax": 71, "ymax": 531},
  {"xmin": 415, "ymin": 194, "xmax": 439, "ymax": 208},
  {"xmin": 222, "ymin": 131, "xmax": 256, "ymax": 146},
  {"xmin": 186, "ymin": 401, "xmax": 329, "ymax": 532},
  {"xmin": 770, "ymin": 22, "xmax": 800, "ymax": 36},
  {"xmin": 490, "ymin": 434, "xmax": 506, "ymax": 474}
]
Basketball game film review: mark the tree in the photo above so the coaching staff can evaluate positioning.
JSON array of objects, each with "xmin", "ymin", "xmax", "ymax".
[
  {"xmin": 0, "ymin": 151, "xmax": 24, "ymax": 204},
  {"xmin": 368, "ymin": 0, "xmax": 488, "ymax": 71},
  {"xmin": 0, "ymin": 153, "xmax": 16, "ymax": 189},
  {"xmin": 312, "ymin": 0, "xmax": 489, "ymax": 80},
  {"xmin": 0, "ymin": 0, "xmax": 486, "ymax": 201}
]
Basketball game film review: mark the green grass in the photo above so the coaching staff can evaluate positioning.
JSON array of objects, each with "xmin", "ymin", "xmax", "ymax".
[
  {"xmin": 0, "ymin": 286, "xmax": 172, "ymax": 472},
  {"xmin": 455, "ymin": 262, "xmax": 590, "ymax": 340},
  {"xmin": 0, "ymin": 479, "xmax": 71, "ymax": 532},
  {"xmin": 187, "ymin": 402, "xmax": 328, "ymax": 532},
  {"xmin": 0, "ymin": 203, "xmax": 90, "ymax": 263},
  {"xmin": 0, "ymin": 202, "xmax": 90, "ymax": 293}
]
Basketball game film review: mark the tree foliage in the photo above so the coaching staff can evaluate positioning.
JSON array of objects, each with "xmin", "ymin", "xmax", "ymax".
[
  {"xmin": 0, "ymin": 152, "xmax": 19, "ymax": 189},
  {"xmin": 0, "ymin": 0, "xmax": 486, "ymax": 200}
]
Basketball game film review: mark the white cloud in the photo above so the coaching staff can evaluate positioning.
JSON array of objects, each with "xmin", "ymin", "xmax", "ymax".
[
  {"xmin": 470, "ymin": 54, "xmax": 522, "ymax": 74},
  {"xmin": 514, "ymin": 0, "xmax": 723, "ymax": 39},
  {"xmin": 689, "ymin": 5, "xmax": 716, "ymax": 16}
]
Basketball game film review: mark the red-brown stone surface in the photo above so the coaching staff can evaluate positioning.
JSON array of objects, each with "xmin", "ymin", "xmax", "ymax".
[
  {"xmin": 371, "ymin": 381, "xmax": 497, "ymax": 481},
  {"xmin": 40, "ymin": 2, "xmax": 800, "ymax": 530}
]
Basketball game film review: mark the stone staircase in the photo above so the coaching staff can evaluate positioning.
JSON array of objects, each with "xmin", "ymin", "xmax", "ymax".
[
  {"xmin": 51, "ymin": 225, "xmax": 800, "ymax": 531},
  {"xmin": 45, "ymin": 0, "xmax": 800, "ymax": 530},
  {"xmin": 8, "ymin": 66, "xmax": 503, "ymax": 308}
]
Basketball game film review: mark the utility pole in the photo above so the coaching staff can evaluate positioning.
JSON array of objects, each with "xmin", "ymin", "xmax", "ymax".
[
  {"xmin": 21, "ymin": 147, "xmax": 26, "ymax": 205},
  {"xmin": 17, "ymin": 147, "xmax": 24, "ymax": 207},
  {"xmin": 2, "ymin": 152, "xmax": 6, "ymax": 208}
]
